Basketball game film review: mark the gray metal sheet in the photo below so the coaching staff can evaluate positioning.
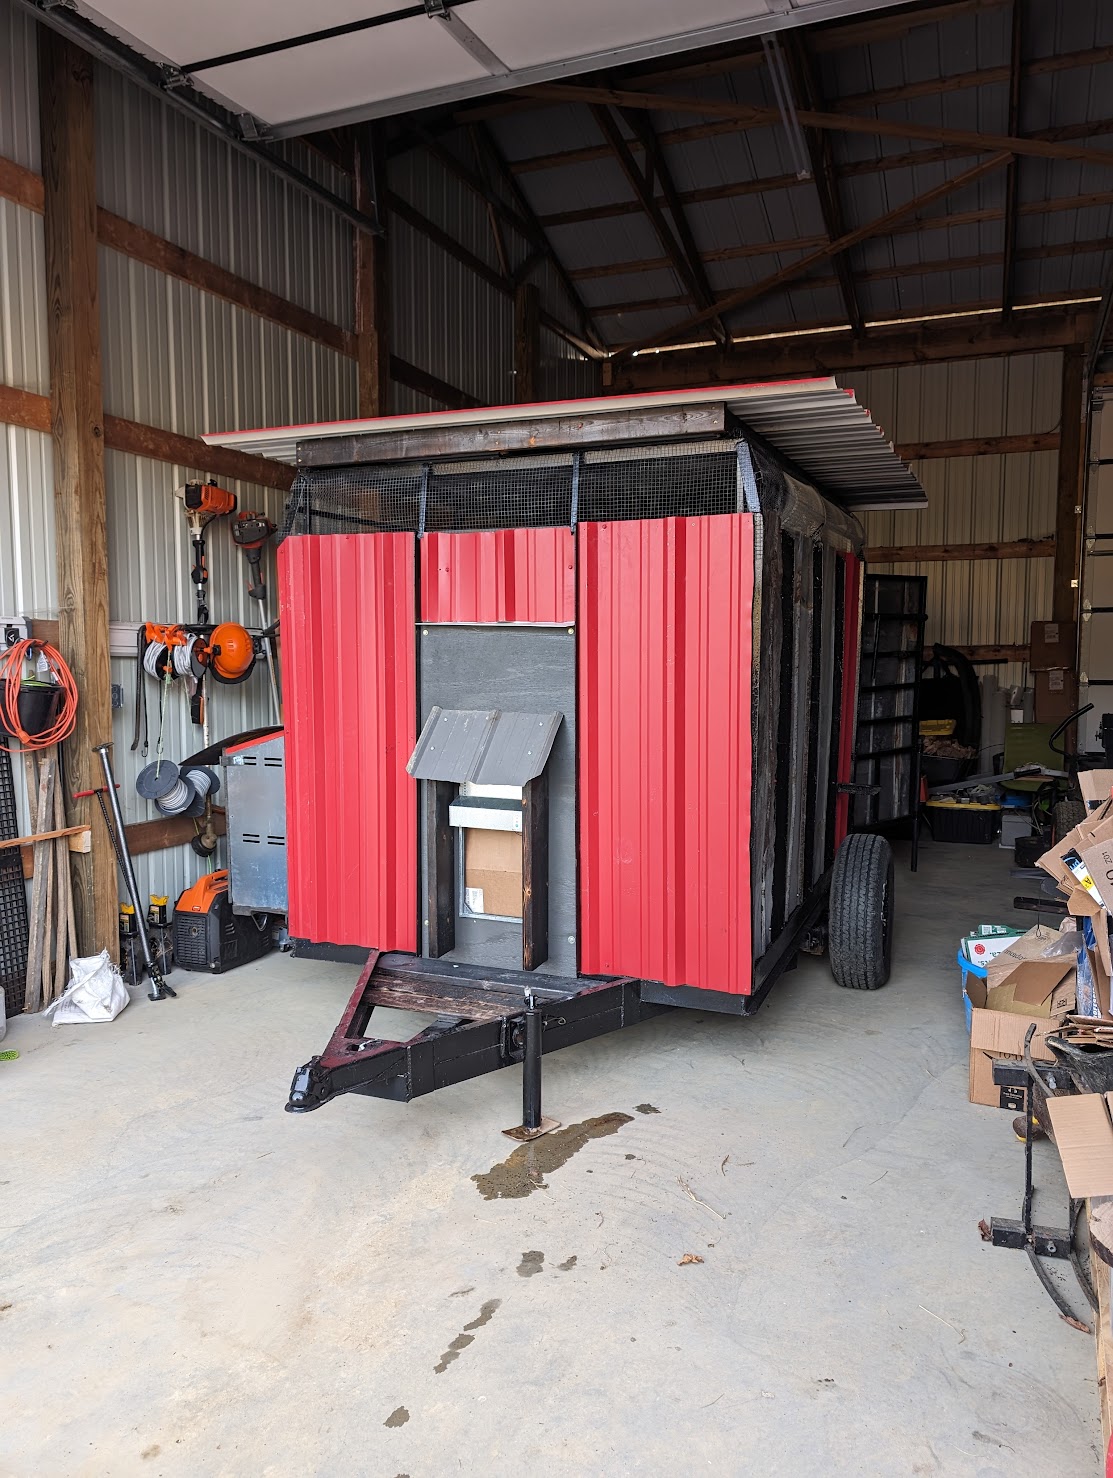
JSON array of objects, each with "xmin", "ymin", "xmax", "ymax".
[
  {"xmin": 418, "ymin": 627, "xmax": 577, "ymax": 978},
  {"xmin": 407, "ymin": 706, "xmax": 564, "ymax": 785}
]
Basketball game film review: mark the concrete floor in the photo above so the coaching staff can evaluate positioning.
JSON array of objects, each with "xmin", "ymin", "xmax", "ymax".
[{"xmin": 0, "ymin": 837, "xmax": 1102, "ymax": 1477}]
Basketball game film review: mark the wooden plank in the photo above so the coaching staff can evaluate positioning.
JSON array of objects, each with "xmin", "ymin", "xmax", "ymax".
[
  {"xmin": 124, "ymin": 806, "xmax": 227, "ymax": 857},
  {"xmin": 354, "ymin": 125, "xmax": 390, "ymax": 417},
  {"xmin": 364, "ymin": 978, "xmax": 511, "ymax": 1022},
  {"xmin": 0, "ymin": 153, "xmax": 44, "ymax": 210},
  {"xmin": 522, "ymin": 771, "xmax": 549, "ymax": 972},
  {"xmin": 614, "ymin": 153, "xmax": 1011, "ymax": 358},
  {"xmin": 610, "ymin": 306, "xmax": 1091, "ymax": 387},
  {"xmin": 296, "ymin": 404, "xmax": 731, "ymax": 467},
  {"xmin": 424, "ymin": 780, "xmax": 455, "ymax": 960},
  {"xmin": 868, "ymin": 538, "xmax": 1054, "ymax": 562},
  {"xmin": 1054, "ymin": 347, "xmax": 1087, "ymax": 624},
  {"xmin": 39, "ymin": 31, "xmax": 116, "ymax": 960},
  {"xmin": 896, "ymin": 431, "xmax": 1061, "ymax": 459},
  {"xmin": 922, "ymin": 643, "xmax": 1030, "ymax": 662},
  {"xmin": 0, "ymin": 382, "xmax": 51, "ymax": 432},
  {"xmin": 97, "ymin": 209, "xmax": 356, "ymax": 357},
  {"xmin": 389, "ymin": 356, "xmax": 481, "ymax": 411},
  {"xmin": 514, "ymin": 281, "xmax": 540, "ymax": 404},
  {"xmin": 19, "ymin": 827, "xmax": 90, "ymax": 881},
  {"xmin": 11, "ymin": 822, "xmax": 90, "ymax": 849},
  {"xmin": 103, "ymin": 412, "xmax": 295, "ymax": 491},
  {"xmin": 809, "ymin": 0, "xmax": 1008, "ymax": 51},
  {"xmin": 522, "ymin": 80, "xmax": 1113, "ymax": 172}
]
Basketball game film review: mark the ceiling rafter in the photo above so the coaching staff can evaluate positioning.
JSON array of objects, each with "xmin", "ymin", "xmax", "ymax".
[
  {"xmin": 597, "ymin": 102, "xmax": 727, "ymax": 343},
  {"xmin": 1001, "ymin": 0, "xmax": 1026, "ymax": 315},
  {"xmin": 613, "ymin": 152, "xmax": 1013, "ymax": 360},
  {"xmin": 469, "ymin": 124, "xmax": 606, "ymax": 351},
  {"xmin": 781, "ymin": 32, "xmax": 862, "ymax": 336},
  {"xmin": 518, "ymin": 81, "xmax": 1113, "ymax": 172}
]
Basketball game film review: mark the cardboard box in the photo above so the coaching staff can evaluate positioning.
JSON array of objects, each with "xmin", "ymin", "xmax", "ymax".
[
  {"xmin": 961, "ymin": 926, "xmax": 1025, "ymax": 964},
  {"xmin": 1079, "ymin": 772, "xmax": 1113, "ymax": 810},
  {"xmin": 464, "ymin": 827, "xmax": 522, "ymax": 919},
  {"xmin": 1034, "ymin": 668, "xmax": 1078, "ymax": 724},
  {"xmin": 1046, "ymin": 1092, "xmax": 1113, "ymax": 1197},
  {"xmin": 966, "ymin": 973, "xmax": 1071, "ymax": 1108},
  {"xmin": 1029, "ymin": 620, "xmax": 1077, "ymax": 672}
]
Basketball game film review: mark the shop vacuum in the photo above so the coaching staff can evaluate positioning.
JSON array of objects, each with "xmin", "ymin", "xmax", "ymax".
[{"xmin": 172, "ymin": 870, "xmax": 273, "ymax": 974}]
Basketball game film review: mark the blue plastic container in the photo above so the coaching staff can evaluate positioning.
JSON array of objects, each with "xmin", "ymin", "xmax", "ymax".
[{"xmin": 958, "ymin": 949, "xmax": 988, "ymax": 1034}]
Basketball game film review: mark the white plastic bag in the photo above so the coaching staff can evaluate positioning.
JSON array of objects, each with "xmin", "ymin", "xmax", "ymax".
[{"xmin": 43, "ymin": 949, "xmax": 129, "ymax": 1025}]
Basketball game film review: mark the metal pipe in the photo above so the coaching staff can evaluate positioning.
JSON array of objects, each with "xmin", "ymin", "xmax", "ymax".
[
  {"xmin": 95, "ymin": 744, "xmax": 176, "ymax": 1001},
  {"xmin": 523, "ymin": 989, "xmax": 542, "ymax": 1131}
]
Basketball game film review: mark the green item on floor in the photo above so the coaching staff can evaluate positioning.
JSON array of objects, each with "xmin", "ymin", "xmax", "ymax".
[{"xmin": 0, "ymin": 1049, "xmax": 19, "ymax": 1061}]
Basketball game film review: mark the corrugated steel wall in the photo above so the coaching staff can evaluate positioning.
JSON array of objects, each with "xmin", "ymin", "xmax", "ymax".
[
  {"xmin": 842, "ymin": 352, "xmax": 1062, "ymax": 692},
  {"xmin": 420, "ymin": 528, "xmax": 575, "ymax": 624},
  {"xmin": 578, "ymin": 514, "xmax": 754, "ymax": 994},
  {"xmin": 279, "ymin": 534, "xmax": 417, "ymax": 952}
]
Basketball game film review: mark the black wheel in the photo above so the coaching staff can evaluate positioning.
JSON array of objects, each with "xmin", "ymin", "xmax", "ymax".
[
  {"xmin": 828, "ymin": 833, "xmax": 894, "ymax": 991},
  {"xmin": 1052, "ymin": 796, "xmax": 1086, "ymax": 842}
]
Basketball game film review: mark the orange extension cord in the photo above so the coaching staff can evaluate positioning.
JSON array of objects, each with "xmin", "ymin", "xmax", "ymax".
[{"xmin": 0, "ymin": 640, "xmax": 79, "ymax": 750}]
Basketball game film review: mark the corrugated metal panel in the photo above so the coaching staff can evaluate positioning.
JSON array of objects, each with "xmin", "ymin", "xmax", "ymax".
[
  {"xmin": 578, "ymin": 514, "xmax": 754, "ymax": 994},
  {"xmin": 538, "ymin": 327, "xmax": 599, "ymax": 401},
  {"xmin": 0, "ymin": 0, "xmax": 39, "ymax": 171},
  {"xmin": 95, "ymin": 63, "xmax": 355, "ymax": 330},
  {"xmin": 0, "ymin": 427, "xmax": 54, "ymax": 620},
  {"xmin": 279, "ymin": 533, "xmax": 416, "ymax": 950},
  {"xmin": 420, "ymin": 528, "xmax": 575, "ymax": 624},
  {"xmin": 845, "ymin": 353, "xmax": 1060, "ymax": 694},
  {"xmin": 0, "ymin": 200, "xmax": 48, "ymax": 394}
]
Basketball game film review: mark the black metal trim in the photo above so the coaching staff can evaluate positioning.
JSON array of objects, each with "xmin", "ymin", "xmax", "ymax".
[{"xmin": 180, "ymin": 2, "xmax": 479, "ymax": 75}]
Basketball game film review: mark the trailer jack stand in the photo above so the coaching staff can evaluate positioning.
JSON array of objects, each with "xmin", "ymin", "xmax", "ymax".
[{"xmin": 503, "ymin": 991, "xmax": 560, "ymax": 1141}]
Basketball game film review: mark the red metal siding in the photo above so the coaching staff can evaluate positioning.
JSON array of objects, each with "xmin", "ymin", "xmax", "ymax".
[
  {"xmin": 420, "ymin": 528, "xmax": 575, "ymax": 624},
  {"xmin": 278, "ymin": 533, "xmax": 417, "ymax": 951},
  {"xmin": 579, "ymin": 515, "xmax": 755, "ymax": 994},
  {"xmin": 834, "ymin": 552, "xmax": 863, "ymax": 847}
]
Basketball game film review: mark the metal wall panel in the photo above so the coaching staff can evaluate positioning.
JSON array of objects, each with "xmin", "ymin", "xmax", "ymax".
[
  {"xmin": 578, "ymin": 514, "xmax": 754, "ymax": 994},
  {"xmin": 95, "ymin": 63, "xmax": 355, "ymax": 330},
  {"xmin": 843, "ymin": 352, "xmax": 1061, "ymax": 694},
  {"xmin": 0, "ymin": 199, "xmax": 47, "ymax": 394},
  {"xmin": 420, "ymin": 528, "xmax": 575, "ymax": 624},
  {"xmin": 0, "ymin": 426, "xmax": 54, "ymax": 621},
  {"xmin": 278, "ymin": 533, "xmax": 417, "ymax": 951},
  {"xmin": 0, "ymin": 0, "xmax": 39, "ymax": 171}
]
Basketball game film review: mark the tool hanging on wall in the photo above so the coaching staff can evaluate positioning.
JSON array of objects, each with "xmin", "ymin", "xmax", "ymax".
[
  {"xmin": 231, "ymin": 512, "xmax": 281, "ymax": 723},
  {"xmin": 174, "ymin": 482, "xmax": 236, "ymax": 625},
  {"xmin": 132, "ymin": 622, "xmax": 206, "ymax": 752}
]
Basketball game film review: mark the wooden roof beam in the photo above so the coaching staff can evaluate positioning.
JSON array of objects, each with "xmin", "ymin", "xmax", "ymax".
[
  {"xmin": 1001, "ymin": 0, "xmax": 1025, "ymax": 315},
  {"xmin": 613, "ymin": 152, "xmax": 1012, "ymax": 359},
  {"xmin": 519, "ymin": 82, "xmax": 1113, "ymax": 172},
  {"xmin": 783, "ymin": 33, "xmax": 862, "ymax": 336}
]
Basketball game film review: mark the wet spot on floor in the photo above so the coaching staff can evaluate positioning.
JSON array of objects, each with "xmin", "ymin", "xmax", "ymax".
[
  {"xmin": 435, "ymin": 1299, "xmax": 501, "ymax": 1373},
  {"xmin": 472, "ymin": 1113, "xmax": 634, "ymax": 1199},
  {"xmin": 634, "ymin": 1103, "xmax": 660, "ymax": 1115},
  {"xmin": 449, "ymin": 1287, "xmax": 474, "ymax": 1298},
  {"xmin": 141, "ymin": 1446, "xmax": 160, "ymax": 1460},
  {"xmin": 558, "ymin": 1256, "xmax": 577, "ymax": 1271},
  {"xmin": 383, "ymin": 1407, "xmax": 409, "ymax": 1428},
  {"xmin": 624, "ymin": 1153, "xmax": 636, "ymax": 1160},
  {"xmin": 517, "ymin": 1250, "xmax": 544, "ymax": 1277}
]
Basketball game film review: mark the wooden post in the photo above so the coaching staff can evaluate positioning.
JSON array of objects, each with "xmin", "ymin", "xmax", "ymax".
[
  {"xmin": 1053, "ymin": 346, "xmax": 1088, "ymax": 624},
  {"xmin": 424, "ymin": 781, "xmax": 455, "ymax": 958},
  {"xmin": 38, "ymin": 31, "xmax": 117, "ymax": 958},
  {"xmin": 521, "ymin": 771, "xmax": 549, "ymax": 971},
  {"xmin": 514, "ymin": 281, "xmax": 540, "ymax": 404},
  {"xmin": 354, "ymin": 125, "xmax": 390, "ymax": 417}
]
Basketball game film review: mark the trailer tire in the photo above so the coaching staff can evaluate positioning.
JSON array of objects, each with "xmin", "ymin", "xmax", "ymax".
[{"xmin": 828, "ymin": 833, "xmax": 894, "ymax": 991}]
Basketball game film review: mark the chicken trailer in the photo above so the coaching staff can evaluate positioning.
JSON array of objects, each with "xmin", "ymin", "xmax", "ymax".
[{"xmin": 204, "ymin": 381, "xmax": 927, "ymax": 1131}]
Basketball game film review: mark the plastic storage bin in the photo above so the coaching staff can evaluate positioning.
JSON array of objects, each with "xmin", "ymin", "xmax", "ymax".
[{"xmin": 925, "ymin": 798, "xmax": 1001, "ymax": 844}]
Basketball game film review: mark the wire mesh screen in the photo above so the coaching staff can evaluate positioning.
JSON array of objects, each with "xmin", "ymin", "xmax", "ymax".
[
  {"xmin": 283, "ymin": 437, "xmax": 744, "ymax": 536},
  {"xmin": 0, "ymin": 740, "xmax": 29, "ymax": 1016}
]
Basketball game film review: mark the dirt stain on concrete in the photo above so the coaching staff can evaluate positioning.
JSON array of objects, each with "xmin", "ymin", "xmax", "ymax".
[
  {"xmin": 140, "ymin": 1446, "xmax": 160, "ymax": 1460},
  {"xmin": 472, "ymin": 1113, "xmax": 634, "ymax": 1199},
  {"xmin": 517, "ymin": 1250, "xmax": 544, "ymax": 1277},
  {"xmin": 557, "ymin": 1255, "xmax": 577, "ymax": 1271},
  {"xmin": 434, "ymin": 1299, "xmax": 501, "ymax": 1374},
  {"xmin": 383, "ymin": 1407, "xmax": 409, "ymax": 1428},
  {"xmin": 634, "ymin": 1103, "xmax": 660, "ymax": 1115}
]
